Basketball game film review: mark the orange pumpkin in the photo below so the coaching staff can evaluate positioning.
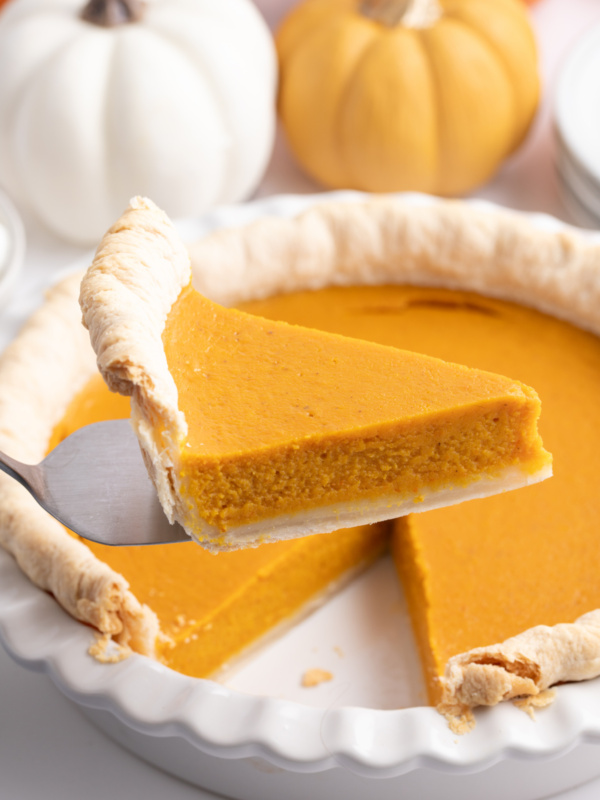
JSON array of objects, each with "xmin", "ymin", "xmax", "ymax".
[{"xmin": 277, "ymin": 0, "xmax": 540, "ymax": 196}]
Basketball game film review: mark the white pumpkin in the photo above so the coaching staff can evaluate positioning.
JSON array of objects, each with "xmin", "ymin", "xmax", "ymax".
[{"xmin": 0, "ymin": 0, "xmax": 277, "ymax": 244}]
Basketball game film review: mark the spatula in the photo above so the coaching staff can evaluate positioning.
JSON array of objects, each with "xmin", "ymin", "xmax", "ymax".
[{"xmin": 0, "ymin": 420, "xmax": 189, "ymax": 545}]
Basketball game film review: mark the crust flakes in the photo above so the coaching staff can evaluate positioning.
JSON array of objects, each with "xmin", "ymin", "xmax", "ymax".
[{"xmin": 301, "ymin": 668, "xmax": 333, "ymax": 688}]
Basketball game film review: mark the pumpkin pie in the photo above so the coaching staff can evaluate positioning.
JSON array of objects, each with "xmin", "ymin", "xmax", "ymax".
[
  {"xmin": 3, "ymin": 195, "xmax": 600, "ymax": 714},
  {"xmin": 79, "ymin": 197, "xmax": 550, "ymax": 552}
]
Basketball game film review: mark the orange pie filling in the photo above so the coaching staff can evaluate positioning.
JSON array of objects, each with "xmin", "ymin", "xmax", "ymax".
[{"xmin": 163, "ymin": 284, "xmax": 549, "ymax": 535}]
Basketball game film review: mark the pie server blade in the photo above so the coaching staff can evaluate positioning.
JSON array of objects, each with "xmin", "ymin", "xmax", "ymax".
[{"xmin": 0, "ymin": 419, "xmax": 190, "ymax": 545}]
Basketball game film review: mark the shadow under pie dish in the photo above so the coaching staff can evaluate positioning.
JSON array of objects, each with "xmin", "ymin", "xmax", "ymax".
[{"xmin": 2, "ymin": 192, "xmax": 600, "ymax": 800}]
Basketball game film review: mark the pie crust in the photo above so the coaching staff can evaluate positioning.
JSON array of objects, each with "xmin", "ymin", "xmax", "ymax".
[
  {"xmin": 439, "ymin": 609, "xmax": 600, "ymax": 731},
  {"xmin": 0, "ymin": 273, "xmax": 159, "ymax": 655},
  {"xmin": 2, "ymin": 194, "xmax": 600, "ymax": 713}
]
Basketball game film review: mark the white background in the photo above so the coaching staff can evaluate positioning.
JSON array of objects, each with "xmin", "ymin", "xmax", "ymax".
[{"xmin": 3, "ymin": 0, "xmax": 600, "ymax": 798}]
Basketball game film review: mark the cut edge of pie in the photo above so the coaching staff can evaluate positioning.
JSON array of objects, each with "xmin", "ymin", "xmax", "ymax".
[{"xmin": 169, "ymin": 464, "xmax": 551, "ymax": 551}]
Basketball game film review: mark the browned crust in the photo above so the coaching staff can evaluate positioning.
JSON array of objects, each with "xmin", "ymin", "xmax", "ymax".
[
  {"xmin": 0, "ymin": 272, "xmax": 159, "ymax": 655},
  {"xmin": 438, "ymin": 610, "xmax": 600, "ymax": 729}
]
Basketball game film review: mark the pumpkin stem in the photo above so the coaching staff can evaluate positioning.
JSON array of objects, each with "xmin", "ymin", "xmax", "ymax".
[
  {"xmin": 360, "ymin": 0, "xmax": 441, "ymax": 28},
  {"xmin": 81, "ymin": 0, "xmax": 145, "ymax": 27}
]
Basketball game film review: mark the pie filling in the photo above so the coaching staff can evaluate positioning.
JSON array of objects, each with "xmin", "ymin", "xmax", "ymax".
[{"xmin": 163, "ymin": 283, "xmax": 549, "ymax": 534}]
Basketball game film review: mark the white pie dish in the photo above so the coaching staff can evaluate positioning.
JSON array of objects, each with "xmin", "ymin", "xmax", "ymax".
[{"xmin": 2, "ymin": 191, "xmax": 600, "ymax": 800}]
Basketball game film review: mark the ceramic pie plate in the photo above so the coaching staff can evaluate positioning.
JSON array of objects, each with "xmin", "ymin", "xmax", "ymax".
[{"xmin": 2, "ymin": 192, "xmax": 600, "ymax": 800}]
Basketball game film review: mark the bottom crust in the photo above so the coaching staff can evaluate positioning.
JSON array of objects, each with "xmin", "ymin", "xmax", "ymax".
[{"xmin": 186, "ymin": 462, "xmax": 552, "ymax": 552}]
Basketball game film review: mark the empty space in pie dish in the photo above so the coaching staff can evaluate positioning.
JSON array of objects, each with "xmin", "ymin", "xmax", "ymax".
[{"xmin": 223, "ymin": 555, "xmax": 427, "ymax": 709}]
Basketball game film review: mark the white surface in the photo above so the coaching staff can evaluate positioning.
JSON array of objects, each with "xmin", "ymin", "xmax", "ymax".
[{"xmin": 4, "ymin": 1, "xmax": 600, "ymax": 798}]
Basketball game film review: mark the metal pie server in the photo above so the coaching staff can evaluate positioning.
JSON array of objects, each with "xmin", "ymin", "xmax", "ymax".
[{"xmin": 0, "ymin": 420, "xmax": 189, "ymax": 545}]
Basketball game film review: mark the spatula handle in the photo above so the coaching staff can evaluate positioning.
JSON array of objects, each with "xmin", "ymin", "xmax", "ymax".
[{"xmin": 0, "ymin": 449, "xmax": 44, "ymax": 499}]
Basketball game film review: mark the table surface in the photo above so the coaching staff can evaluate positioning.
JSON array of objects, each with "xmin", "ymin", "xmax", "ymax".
[{"xmin": 3, "ymin": 1, "xmax": 600, "ymax": 798}]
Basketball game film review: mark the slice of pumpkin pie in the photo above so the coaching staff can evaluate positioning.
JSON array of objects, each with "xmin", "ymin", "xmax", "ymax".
[{"xmin": 79, "ymin": 197, "xmax": 551, "ymax": 551}]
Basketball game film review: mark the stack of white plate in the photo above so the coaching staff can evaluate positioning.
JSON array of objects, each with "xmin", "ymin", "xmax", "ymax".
[{"xmin": 555, "ymin": 23, "xmax": 600, "ymax": 228}]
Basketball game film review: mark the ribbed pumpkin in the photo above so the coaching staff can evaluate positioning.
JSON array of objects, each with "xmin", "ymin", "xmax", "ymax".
[
  {"xmin": 277, "ymin": 0, "xmax": 539, "ymax": 195},
  {"xmin": 0, "ymin": 0, "xmax": 276, "ymax": 244}
]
